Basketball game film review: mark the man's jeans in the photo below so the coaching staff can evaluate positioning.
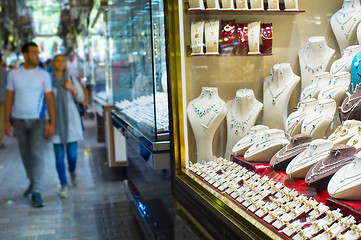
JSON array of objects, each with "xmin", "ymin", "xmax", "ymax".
[
  {"xmin": 53, "ymin": 142, "xmax": 78, "ymax": 186},
  {"xmin": 13, "ymin": 119, "xmax": 46, "ymax": 193}
]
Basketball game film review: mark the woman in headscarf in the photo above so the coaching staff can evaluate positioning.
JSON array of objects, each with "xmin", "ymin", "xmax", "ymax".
[{"xmin": 51, "ymin": 54, "xmax": 84, "ymax": 198}]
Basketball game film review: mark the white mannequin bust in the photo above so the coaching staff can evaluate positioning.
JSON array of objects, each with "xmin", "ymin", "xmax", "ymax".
[
  {"xmin": 188, "ymin": 0, "xmax": 205, "ymax": 9},
  {"xmin": 328, "ymin": 120, "xmax": 361, "ymax": 145},
  {"xmin": 244, "ymin": 129, "xmax": 289, "ymax": 162},
  {"xmin": 235, "ymin": 0, "xmax": 248, "ymax": 9},
  {"xmin": 221, "ymin": 0, "xmax": 234, "ymax": 9},
  {"xmin": 286, "ymin": 139, "xmax": 334, "ymax": 179},
  {"xmin": 284, "ymin": 0, "xmax": 298, "ymax": 11},
  {"xmin": 267, "ymin": 0, "xmax": 279, "ymax": 11},
  {"xmin": 285, "ymin": 98, "xmax": 318, "ymax": 138},
  {"xmin": 328, "ymin": 152, "xmax": 361, "ymax": 200},
  {"xmin": 298, "ymin": 37, "xmax": 335, "ymax": 91},
  {"xmin": 248, "ymin": 21, "xmax": 261, "ymax": 54},
  {"xmin": 191, "ymin": 20, "xmax": 205, "ymax": 55},
  {"xmin": 331, "ymin": 0, "xmax": 361, "ymax": 52},
  {"xmin": 225, "ymin": 89, "xmax": 263, "ymax": 160},
  {"xmin": 300, "ymin": 72, "xmax": 332, "ymax": 101},
  {"xmin": 301, "ymin": 99, "xmax": 336, "ymax": 139},
  {"xmin": 263, "ymin": 63, "xmax": 300, "ymax": 130},
  {"xmin": 187, "ymin": 87, "xmax": 227, "ymax": 163},
  {"xmin": 317, "ymin": 71, "xmax": 351, "ymax": 106},
  {"xmin": 346, "ymin": 126, "xmax": 361, "ymax": 151},
  {"xmin": 232, "ymin": 125, "xmax": 269, "ymax": 156},
  {"xmin": 205, "ymin": 19, "xmax": 220, "ymax": 54},
  {"xmin": 330, "ymin": 45, "xmax": 361, "ymax": 74},
  {"xmin": 250, "ymin": 0, "xmax": 264, "ymax": 10},
  {"xmin": 206, "ymin": 0, "xmax": 220, "ymax": 9}
]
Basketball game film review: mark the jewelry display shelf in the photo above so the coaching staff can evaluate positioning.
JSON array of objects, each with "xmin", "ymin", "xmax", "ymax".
[
  {"xmin": 190, "ymin": 53, "xmax": 273, "ymax": 56},
  {"xmin": 186, "ymin": 3, "xmax": 305, "ymax": 14},
  {"xmin": 232, "ymin": 155, "xmax": 361, "ymax": 221}
]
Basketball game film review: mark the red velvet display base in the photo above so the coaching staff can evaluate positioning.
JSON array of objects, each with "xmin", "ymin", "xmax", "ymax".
[{"xmin": 231, "ymin": 155, "xmax": 361, "ymax": 221}]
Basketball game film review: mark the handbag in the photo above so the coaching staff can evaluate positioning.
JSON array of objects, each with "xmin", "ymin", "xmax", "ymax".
[{"xmin": 70, "ymin": 77, "xmax": 87, "ymax": 117}]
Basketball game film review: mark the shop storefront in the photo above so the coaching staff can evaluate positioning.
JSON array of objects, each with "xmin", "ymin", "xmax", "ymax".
[{"xmin": 168, "ymin": 0, "xmax": 361, "ymax": 239}]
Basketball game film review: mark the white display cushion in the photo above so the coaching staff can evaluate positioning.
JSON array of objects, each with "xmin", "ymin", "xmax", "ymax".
[
  {"xmin": 286, "ymin": 139, "xmax": 333, "ymax": 179},
  {"xmin": 244, "ymin": 129, "xmax": 289, "ymax": 162},
  {"xmin": 232, "ymin": 125, "xmax": 269, "ymax": 156},
  {"xmin": 328, "ymin": 120, "xmax": 361, "ymax": 145},
  {"xmin": 328, "ymin": 152, "xmax": 361, "ymax": 200}
]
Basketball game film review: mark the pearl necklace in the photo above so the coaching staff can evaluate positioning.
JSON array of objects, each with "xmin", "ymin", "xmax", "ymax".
[
  {"xmin": 302, "ymin": 47, "xmax": 332, "ymax": 73},
  {"xmin": 307, "ymin": 156, "xmax": 354, "ymax": 181},
  {"xmin": 192, "ymin": 100, "xmax": 219, "ymax": 117},
  {"xmin": 230, "ymin": 101, "xmax": 258, "ymax": 134},
  {"xmin": 268, "ymin": 75, "xmax": 297, "ymax": 104}
]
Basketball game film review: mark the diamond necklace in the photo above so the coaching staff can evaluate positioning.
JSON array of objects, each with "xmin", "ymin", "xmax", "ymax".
[
  {"xmin": 302, "ymin": 47, "xmax": 332, "ymax": 73},
  {"xmin": 307, "ymin": 156, "xmax": 354, "ymax": 181},
  {"xmin": 268, "ymin": 74, "xmax": 297, "ymax": 104},
  {"xmin": 335, "ymin": 9, "xmax": 361, "ymax": 39},
  {"xmin": 230, "ymin": 101, "xmax": 258, "ymax": 134}
]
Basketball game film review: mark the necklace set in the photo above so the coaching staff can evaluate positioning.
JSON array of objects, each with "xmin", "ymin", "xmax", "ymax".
[
  {"xmin": 206, "ymin": 20, "xmax": 218, "ymax": 45},
  {"xmin": 307, "ymin": 156, "xmax": 354, "ymax": 181},
  {"xmin": 335, "ymin": 8, "xmax": 361, "ymax": 39},
  {"xmin": 268, "ymin": 73, "xmax": 297, "ymax": 104},
  {"xmin": 302, "ymin": 47, "xmax": 331, "ymax": 73},
  {"xmin": 230, "ymin": 100, "xmax": 257, "ymax": 134},
  {"xmin": 275, "ymin": 142, "xmax": 309, "ymax": 161}
]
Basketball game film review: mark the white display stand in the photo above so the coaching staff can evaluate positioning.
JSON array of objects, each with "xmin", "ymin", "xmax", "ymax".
[
  {"xmin": 263, "ymin": 63, "xmax": 300, "ymax": 130},
  {"xmin": 301, "ymin": 99, "xmax": 336, "ymax": 139},
  {"xmin": 187, "ymin": 87, "xmax": 227, "ymax": 163},
  {"xmin": 244, "ymin": 129, "xmax": 289, "ymax": 162},
  {"xmin": 248, "ymin": 21, "xmax": 261, "ymax": 54},
  {"xmin": 225, "ymin": 89, "xmax": 263, "ymax": 160},
  {"xmin": 330, "ymin": 45, "xmax": 361, "ymax": 74},
  {"xmin": 206, "ymin": 0, "xmax": 220, "ymax": 9},
  {"xmin": 232, "ymin": 125, "xmax": 269, "ymax": 156},
  {"xmin": 328, "ymin": 120, "xmax": 361, "ymax": 145},
  {"xmin": 331, "ymin": 0, "xmax": 361, "ymax": 52},
  {"xmin": 267, "ymin": 0, "xmax": 279, "ymax": 11},
  {"xmin": 298, "ymin": 36, "xmax": 335, "ymax": 91},
  {"xmin": 191, "ymin": 20, "xmax": 205, "ymax": 55},
  {"xmin": 221, "ymin": 0, "xmax": 234, "ymax": 9},
  {"xmin": 285, "ymin": 98, "xmax": 318, "ymax": 138},
  {"xmin": 235, "ymin": 0, "xmax": 248, "ymax": 10},
  {"xmin": 318, "ymin": 71, "xmax": 351, "ymax": 107},
  {"xmin": 347, "ymin": 130, "xmax": 361, "ymax": 152},
  {"xmin": 250, "ymin": 0, "xmax": 264, "ymax": 10},
  {"xmin": 205, "ymin": 19, "xmax": 220, "ymax": 54},
  {"xmin": 300, "ymin": 72, "xmax": 332, "ymax": 101},
  {"xmin": 328, "ymin": 152, "xmax": 361, "ymax": 200},
  {"xmin": 286, "ymin": 139, "xmax": 333, "ymax": 179},
  {"xmin": 188, "ymin": 0, "xmax": 205, "ymax": 9},
  {"xmin": 284, "ymin": 0, "xmax": 298, "ymax": 11}
]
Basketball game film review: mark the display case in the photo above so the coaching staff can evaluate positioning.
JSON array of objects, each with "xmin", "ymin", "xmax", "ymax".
[
  {"xmin": 168, "ymin": 0, "xmax": 361, "ymax": 239},
  {"xmin": 109, "ymin": 0, "xmax": 173, "ymax": 238}
]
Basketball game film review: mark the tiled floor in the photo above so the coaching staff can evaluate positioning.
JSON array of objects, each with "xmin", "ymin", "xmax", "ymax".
[{"xmin": 0, "ymin": 118, "xmax": 144, "ymax": 240}]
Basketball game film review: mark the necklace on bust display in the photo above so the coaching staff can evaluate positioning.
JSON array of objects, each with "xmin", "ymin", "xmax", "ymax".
[
  {"xmin": 275, "ymin": 142, "xmax": 309, "ymax": 161},
  {"xmin": 306, "ymin": 156, "xmax": 354, "ymax": 181},
  {"xmin": 302, "ymin": 47, "xmax": 332, "ymax": 73},
  {"xmin": 201, "ymin": 103, "xmax": 225, "ymax": 131},
  {"xmin": 268, "ymin": 75, "xmax": 297, "ymax": 104},
  {"xmin": 303, "ymin": 115, "xmax": 333, "ymax": 134},
  {"xmin": 192, "ymin": 100, "xmax": 219, "ymax": 117},
  {"xmin": 206, "ymin": 20, "xmax": 218, "ymax": 45},
  {"xmin": 335, "ymin": 9, "xmax": 361, "ymax": 39},
  {"xmin": 230, "ymin": 101, "xmax": 257, "ymax": 134},
  {"xmin": 331, "ymin": 58, "xmax": 352, "ymax": 74}
]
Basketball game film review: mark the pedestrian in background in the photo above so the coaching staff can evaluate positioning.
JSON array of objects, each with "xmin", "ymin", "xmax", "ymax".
[
  {"xmin": 0, "ymin": 54, "xmax": 8, "ymax": 148},
  {"xmin": 4, "ymin": 42, "xmax": 56, "ymax": 207},
  {"xmin": 51, "ymin": 54, "xmax": 84, "ymax": 198}
]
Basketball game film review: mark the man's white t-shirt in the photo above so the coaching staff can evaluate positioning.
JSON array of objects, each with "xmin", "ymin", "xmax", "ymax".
[{"xmin": 6, "ymin": 66, "xmax": 52, "ymax": 119}]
